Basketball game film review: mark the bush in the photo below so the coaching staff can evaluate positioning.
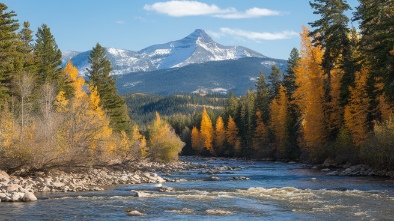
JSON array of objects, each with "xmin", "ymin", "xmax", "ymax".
[{"xmin": 361, "ymin": 117, "xmax": 394, "ymax": 170}]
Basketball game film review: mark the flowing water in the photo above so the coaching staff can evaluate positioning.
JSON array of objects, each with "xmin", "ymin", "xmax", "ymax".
[{"xmin": 1, "ymin": 158, "xmax": 394, "ymax": 220}]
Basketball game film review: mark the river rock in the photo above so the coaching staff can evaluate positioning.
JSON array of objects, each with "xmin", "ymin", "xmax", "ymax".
[
  {"xmin": 204, "ymin": 176, "xmax": 221, "ymax": 181},
  {"xmin": 130, "ymin": 190, "xmax": 149, "ymax": 197},
  {"xmin": 23, "ymin": 192, "xmax": 37, "ymax": 202},
  {"xmin": 232, "ymin": 176, "xmax": 250, "ymax": 180},
  {"xmin": 206, "ymin": 209, "xmax": 233, "ymax": 215},
  {"xmin": 159, "ymin": 186, "xmax": 174, "ymax": 192},
  {"xmin": 128, "ymin": 210, "xmax": 144, "ymax": 216}
]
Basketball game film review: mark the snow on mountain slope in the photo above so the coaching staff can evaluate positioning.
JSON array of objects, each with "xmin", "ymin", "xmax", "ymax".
[{"xmin": 63, "ymin": 29, "xmax": 268, "ymax": 76}]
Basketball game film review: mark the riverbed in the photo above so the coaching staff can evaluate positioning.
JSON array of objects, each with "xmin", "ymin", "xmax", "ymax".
[{"xmin": 1, "ymin": 157, "xmax": 393, "ymax": 220}]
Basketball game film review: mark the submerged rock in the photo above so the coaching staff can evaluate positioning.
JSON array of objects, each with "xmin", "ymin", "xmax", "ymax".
[
  {"xmin": 128, "ymin": 210, "xmax": 144, "ymax": 216},
  {"xmin": 204, "ymin": 176, "xmax": 221, "ymax": 181},
  {"xmin": 206, "ymin": 209, "xmax": 234, "ymax": 215},
  {"xmin": 170, "ymin": 208, "xmax": 194, "ymax": 214}
]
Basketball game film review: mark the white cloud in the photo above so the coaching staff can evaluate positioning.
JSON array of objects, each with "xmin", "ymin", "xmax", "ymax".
[
  {"xmin": 143, "ymin": 1, "xmax": 281, "ymax": 18},
  {"xmin": 116, "ymin": 20, "xmax": 126, "ymax": 24},
  {"xmin": 219, "ymin": 28, "xmax": 298, "ymax": 41}
]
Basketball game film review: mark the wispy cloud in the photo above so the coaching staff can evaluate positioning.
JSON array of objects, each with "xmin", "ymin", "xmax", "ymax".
[
  {"xmin": 143, "ymin": 1, "xmax": 281, "ymax": 18},
  {"xmin": 211, "ymin": 28, "xmax": 299, "ymax": 41},
  {"xmin": 116, "ymin": 20, "xmax": 126, "ymax": 24}
]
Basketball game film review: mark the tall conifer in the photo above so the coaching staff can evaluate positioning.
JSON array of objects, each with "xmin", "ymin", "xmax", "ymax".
[{"xmin": 87, "ymin": 43, "xmax": 132, "ymax": 134}]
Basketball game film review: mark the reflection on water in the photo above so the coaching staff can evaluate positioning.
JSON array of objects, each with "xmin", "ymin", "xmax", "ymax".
[{"xmin": 1, "ymin": 157, "xmax": 393, "ymax": 220}]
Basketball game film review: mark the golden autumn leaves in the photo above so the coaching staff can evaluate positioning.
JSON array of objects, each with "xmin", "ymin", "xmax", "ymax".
[{"xmin": 191, "ymin": 108, "xmax": 240, "ymax": 156}]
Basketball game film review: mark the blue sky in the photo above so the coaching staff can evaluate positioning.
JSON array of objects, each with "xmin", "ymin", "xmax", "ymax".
[{"xmin": 3, "ymin": 0, "xmax": 359, "ymax": 59}]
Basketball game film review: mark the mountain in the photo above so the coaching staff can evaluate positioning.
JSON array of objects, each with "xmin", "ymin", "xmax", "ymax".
[
  {"xmin": 63, "ymin": 29, "xmax": 267, "ymax": 76},
  {"xmin": 115, "ymin": 57, "xmax": 288, "ymax": 96}
]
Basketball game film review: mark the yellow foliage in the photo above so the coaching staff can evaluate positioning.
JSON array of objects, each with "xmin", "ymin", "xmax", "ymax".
[
  {"xmin": 226, "ymin": 116, "xmax": 241, "ymax": 156},
  {"xmin": 54, "ymin": 90, "xmax": 69, "ymax": 112},
  {"xmin": 148, "ymin": 112, "xmax": 184, "ymax": 162},
  {"xmin": 191, "ymin": 126, "xmax": 203, "ymax": 152},
  {"xmin": 214, "ymin": 116, "xmax": 226, "ymax": 154},
  {"xmin": 326, "ymin": 68, "xmax": 344, "ymax": 134},
  {"xmin": 293, "ymin": 26, "xmax": 328, "ymax": 148},
  {"xmin": 253, "ymin": 110, "xmax": 268, "ymax": 151},
  {"xmin": 375, "ymin": 79, "xmax": 393, "ymax": 122},
  {"xmin": 200, "ymin": 107, "xmax": 214, "ymax": 154},
  {"xmin": 269, "ymin": 85, "xmax": 288, "ymax": 156},
  {"xmin": 344, "ymin": 67, "xmax": 370, "ymax": 146}
]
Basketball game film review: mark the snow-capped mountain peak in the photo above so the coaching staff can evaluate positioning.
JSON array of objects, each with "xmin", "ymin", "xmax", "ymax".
[{"xmin": 63, "ymin": 29, "xmax": 267, "ymax": 76}]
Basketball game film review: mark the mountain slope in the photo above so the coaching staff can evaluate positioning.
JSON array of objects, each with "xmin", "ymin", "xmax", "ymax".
[
  {"xmin": 63, "ymin": 29, "xmax": 267, "ymax": 76},
  {"xmin": 115, "ymin": 57, "xmax": 287, "ymax": 96}
]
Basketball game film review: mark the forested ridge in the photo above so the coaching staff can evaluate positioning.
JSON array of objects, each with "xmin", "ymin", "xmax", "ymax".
[{"xmin": 0, "ymin": 0, "xmax": 393, "ymax": 175}]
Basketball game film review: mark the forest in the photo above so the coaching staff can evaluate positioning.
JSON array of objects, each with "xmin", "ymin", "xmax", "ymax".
[
  {"xmin": 188, "ymin": 0, "xmax": 394, "ymax": 170},
  {"xmin": 0, "ymin": 3, "xmax": 184, "ymax": 174},
  {"xmin": 0, "ymin": 0, "xmax": 393, "ymax": 175}
]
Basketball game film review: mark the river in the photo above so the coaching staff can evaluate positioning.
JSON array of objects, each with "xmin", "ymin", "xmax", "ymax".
[{"xmin": 1, "ymin": 157, "xmax": 393, "ymax": 220}]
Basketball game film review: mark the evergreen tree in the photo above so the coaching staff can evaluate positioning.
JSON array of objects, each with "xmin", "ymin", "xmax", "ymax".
[
  {"xmin": 354, "ymin": 0, "xmax": 394, "ymax": 101},
  {"xmin": 309, "ymin": 0, "xmax": 351, "ymax": 98},
  {"xmin": 87, "ymin": 43, "xmax": 132, "ymax": 134},
  {"xmin": 284, "ymin": 48, "xmax": 300, "ymax": 96},
  {"xmin": 268, "ymin": 65, "xmax": 283, "ymax": 97},
  {"xmin": 19, "ymin": 21, "xmax": 36, "ymax": 73},
  {"xmin": 254, "ymin": 72, "xmax": 270, "ymax": 122},
  {"xmin": 34, "ymin": 24, "xmax": 62, "ymax": 85},
  {"xmin": 0, "ymin": 3, "xmax": 23, "ymax": 104}
]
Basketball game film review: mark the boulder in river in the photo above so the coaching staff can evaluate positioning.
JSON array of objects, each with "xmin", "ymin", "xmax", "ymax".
[
  {"xmin": 23, "ymin": 192, "xmax": 37, "ymax": 202},
  {"xmin": 206, "ymin": 209, "xmax": 234, "ymax": 215}
]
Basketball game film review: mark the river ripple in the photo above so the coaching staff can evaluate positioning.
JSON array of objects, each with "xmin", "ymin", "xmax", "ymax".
[{"xmin": 1, "ymin": 158, "xmax": 393, "ymax": 220}]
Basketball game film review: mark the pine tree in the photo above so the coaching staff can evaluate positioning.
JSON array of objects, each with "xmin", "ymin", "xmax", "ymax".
[
  {"xmin": 354, "ymin": 0, "xmax": 394, "ymax": 100},
  {"xmin": 309, "ymin": 0, "xmax": 351, "ymax": 99},
  {"xmin": 0, "ymin": 3, "xmax": 23, "ymax": 104},
  {"xmin": 87, "ymin": 43, "xmax": 132, "ymax": 134},
  {"xmin": 200, "ymin": 107, "xmax": 214, "ymax": 155},
  {"xmin": 268, "ymin": 65, "xmax": 283, "ymax": 97},
  {"xmin": 284, "ymin": 48, "xmax": 300, "ymax": 96},
  {"xmin": 34, "ymin": 24, "xmax": 62, "ymax": 85},
  {"xmin": 254, "ymin": 72, "xmax": 270, "ymax": 122},
  {"xmin": 19, "ymin": 21, "xmax": 36, "ymax": 73}
]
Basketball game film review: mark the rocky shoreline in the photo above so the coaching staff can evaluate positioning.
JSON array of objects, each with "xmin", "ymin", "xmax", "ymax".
[
  {"xmin": 313, "ymin": 160, "xmax": 394, "ymax": 178},
  {"xmin": 2, "ymin": 157, "xmax": 393, "ymax": 203},
  {"xmin": 0, "ymin": 159, "xmax": 208, "ymax": 203}
]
